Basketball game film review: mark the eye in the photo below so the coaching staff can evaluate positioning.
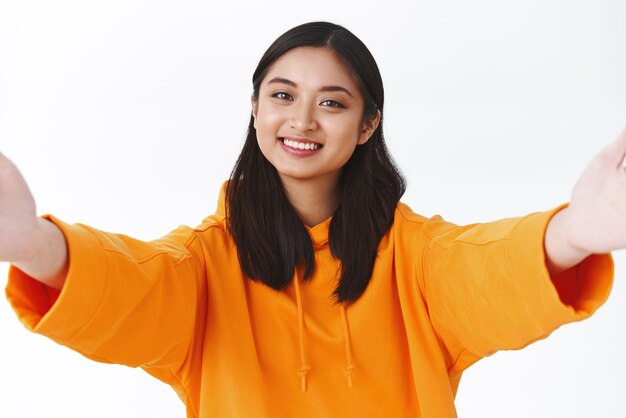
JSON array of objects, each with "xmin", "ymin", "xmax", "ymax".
[
  {"xmin": 272, "ymin": 91, "xmax": 293, "ymax": 101},
  {"xmin": 320, "ymin": 99, "xmax": 346, "ymax": 109}
]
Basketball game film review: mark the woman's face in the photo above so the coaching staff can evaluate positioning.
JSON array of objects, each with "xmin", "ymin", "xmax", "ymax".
[{"xmin": 252, "ymin": 46, "xmax": 379, "ymax": 187}]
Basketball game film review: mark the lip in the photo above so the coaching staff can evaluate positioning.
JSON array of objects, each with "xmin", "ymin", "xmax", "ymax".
[{"xmin": 278, "ymin": 136, "xmax": 323, "ymax": 156}]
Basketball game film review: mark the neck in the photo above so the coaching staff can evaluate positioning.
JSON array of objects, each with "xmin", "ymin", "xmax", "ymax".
[{"xmin": 280, "ymin": 173, "xmax": 340, "ymax": 227}]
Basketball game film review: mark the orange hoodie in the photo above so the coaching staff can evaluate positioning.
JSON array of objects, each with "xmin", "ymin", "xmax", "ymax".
[{"xmin": 6, "ymin": 183, "xmax": 613, "ymax": 417}]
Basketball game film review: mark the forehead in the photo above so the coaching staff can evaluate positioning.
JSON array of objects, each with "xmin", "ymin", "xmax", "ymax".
[{"xmin": 262, "ymin": 47, "xmax": 359, "ymax": 91}]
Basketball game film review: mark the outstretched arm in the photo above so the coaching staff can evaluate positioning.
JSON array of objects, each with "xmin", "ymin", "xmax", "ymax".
[
  {"xmin": 544, "ymin": 127, "xmax": 626, "ymax": 275},
  {"xmin": 0, "ymin": 153, "xmax": 68, "ymax": 289},
  {"xmin": 3, "ymin": 150, "xmax": 209, "ymax": 375}
]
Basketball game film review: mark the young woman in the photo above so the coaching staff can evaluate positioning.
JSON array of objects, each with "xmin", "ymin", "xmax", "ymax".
[{"xmin": 1, "ymin": 21, "xmax": 622, "ymax": 417}]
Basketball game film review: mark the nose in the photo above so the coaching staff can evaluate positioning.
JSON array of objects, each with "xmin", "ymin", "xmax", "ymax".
[{"xmin": 289, "ymin": 101, "xmax": 318, "ymax": 132}]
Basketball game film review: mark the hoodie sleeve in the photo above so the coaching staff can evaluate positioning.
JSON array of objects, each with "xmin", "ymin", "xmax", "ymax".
[
  {"xmin": 419, "ymin": 203, "xmax": 614, "ymax": 374},
  {"xmin": 5, "ymin": 214, "xmax": 208, "ymax": 380}
]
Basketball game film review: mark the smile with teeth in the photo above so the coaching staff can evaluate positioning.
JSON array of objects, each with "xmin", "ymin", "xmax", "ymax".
[{"xmin": 281, "ymin": 138, "xmax": 322, "ymax": 151}]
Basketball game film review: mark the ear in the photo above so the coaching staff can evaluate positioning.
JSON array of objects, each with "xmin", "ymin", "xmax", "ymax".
[
  {"xmin": 357, "ymin": 110, "xmax": 381, "ymax": 145},
  {"xmin": 251, "ymin": 96, "xmax": 258, "ymax": 128}
]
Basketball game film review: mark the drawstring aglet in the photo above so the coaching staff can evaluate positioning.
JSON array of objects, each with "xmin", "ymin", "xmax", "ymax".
[
  {"xmin": 345, "ymin": 364, "xmax": 354, "ymax": 388},
  {"xmin": 298, "ymin": 364, "xmax": 311, "ymax": 392}
]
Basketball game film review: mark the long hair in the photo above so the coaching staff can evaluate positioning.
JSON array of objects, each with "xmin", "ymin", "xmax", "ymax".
[{"xmin": 226, "ymin": 21, "xmax": 406, "ymax": 303}]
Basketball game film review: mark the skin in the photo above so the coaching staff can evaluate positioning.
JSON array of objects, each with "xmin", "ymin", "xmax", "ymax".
[
  {"xmin": 252, "ymin": 46, "xmax": 380, "ymax": 227},
  {"xmin": 1, "ymin": 45, "xmax": 625, "ymax": 288},
  {"xmin": 544, "ymin": 129, "xmax": 626, "ymax": 274},
  {"xmin": 0, "ymin": 156, "xmax": 67, "ymax": 289}
]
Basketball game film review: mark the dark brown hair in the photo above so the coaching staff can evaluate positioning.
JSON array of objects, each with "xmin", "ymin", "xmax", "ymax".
[{"xmin": 226, "ymin": 21, "xmax": 406, "ymax": 303}]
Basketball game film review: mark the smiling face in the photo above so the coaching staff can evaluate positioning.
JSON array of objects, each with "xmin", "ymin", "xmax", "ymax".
[{"xmin": 252, "ymin": 46, "xmax": 380, "ymax": 190}]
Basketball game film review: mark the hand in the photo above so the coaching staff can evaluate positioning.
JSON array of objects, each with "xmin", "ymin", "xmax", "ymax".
[
  {"xmin": 0, "ymin": 153, "xmax": 40, "ymax": 263},
  {"xmin": 565, "ymin": 127, "xmax": 626, "ymax": 255}
]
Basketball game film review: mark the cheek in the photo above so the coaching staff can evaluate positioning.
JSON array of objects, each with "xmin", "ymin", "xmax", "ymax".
[
  {"xmin": 323, "ymin": 115, "xmax": 362, "ymax": 145},
  {"xmin": 254, "ymin": 110, "xmax": 283, "ymax": 161},
  {"xmin": 255, "ymin": 108, "xmax": 283, "ymax": 139}
]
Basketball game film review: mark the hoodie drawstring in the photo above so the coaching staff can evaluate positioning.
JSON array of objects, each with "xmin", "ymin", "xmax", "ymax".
[
  {"xmin": 339, "ymin": 303, "xmax": 355, "ymax": 388},
  {"xmin": 293, "ymin": 271, "xmax": 355, "ymax": 392},
  {"xmin": 293, "ymin": 272, "xmax": 311, "ymax": 392}
]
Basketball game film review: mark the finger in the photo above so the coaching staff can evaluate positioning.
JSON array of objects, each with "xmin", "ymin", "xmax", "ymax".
[
  {"xmin": 0, "ymin": 153, "xmax": 16, "ymax": 171},
  {"xmin": 601, "ymin": 126, "xmax": 626, "ymax": 168},
  {"xmin": 0, "ymin": 153, "xmax": 9, "ymax": 169}
]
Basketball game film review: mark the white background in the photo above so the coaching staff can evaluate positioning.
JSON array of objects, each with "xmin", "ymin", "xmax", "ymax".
[{"xmin": 1, "ymin": 0, "xmax": 625, "ymax": 417}]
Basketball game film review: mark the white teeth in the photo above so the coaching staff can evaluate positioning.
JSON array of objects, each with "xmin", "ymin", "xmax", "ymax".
[{"xmin": 282, "ymin": 138, "xmax": 320, "ymax": 151}]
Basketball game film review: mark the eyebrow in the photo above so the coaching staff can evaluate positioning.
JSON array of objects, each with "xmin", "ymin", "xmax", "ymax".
[{"xmin": 267, "ymin": 77, "xmax": 355, "ymax": 98}]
